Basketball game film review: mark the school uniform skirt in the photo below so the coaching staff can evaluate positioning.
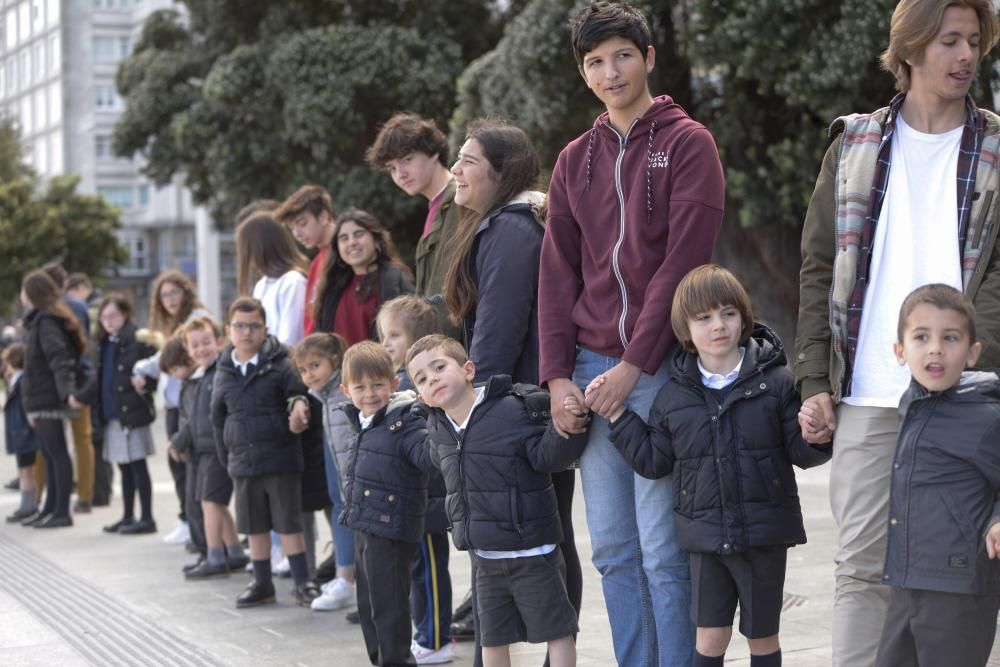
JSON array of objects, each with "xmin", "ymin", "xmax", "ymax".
[{"xmin": 102, "ymin": 420, "xmax": 155, "ymax": 464}]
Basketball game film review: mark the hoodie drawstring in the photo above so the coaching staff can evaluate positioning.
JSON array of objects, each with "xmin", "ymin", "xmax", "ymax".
[{"xmin": 646, "ymin": 120, "xmax": 657, "ymax": 225}]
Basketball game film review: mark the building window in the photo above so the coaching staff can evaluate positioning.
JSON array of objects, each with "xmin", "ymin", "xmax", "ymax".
[
  {"xmin": 94, "ymin": 36, "xmax": 116, "ymax": 61},
  {"xmin": 32, "ymin": 88, "xmax": 44, "ymax": 129},
  {"xmin": 95, "ymin": 135, "xmax": 111, "ymax": 160},
  {"xmin": 98, "ymin": 185, "xmax": 134, "ymax": 210},
  {"xmin": 20, "ymin": 49, "xmax": 29, "ymax": 88},
  {"xmin": 95, "ymin": 85, "xmax": 121, "ymax": 110},
  {"xmin": 33, "ymin": 42, "xmax": 43, "ymax": 79},
  {"xmin": 46, "ymin": 0, "xmax": 58, "ymax": 26},
  {"xmin": 48, "ymin": 34, "xmax": 59, "ymax": 73},
  {"xmin": 18, "ymin": 3, "xmax": 29, "ymax": 42},
  {"xmin": 49, "ymin": 128, "xmax": 62, "ymax": 172},
  {"xmin": 138, "ymin": 184, "xmax": 149, "ymax": 207},
  {"xmin": 34, "ymin": 134, "xmax": 47, "ymax": 175},
  {"xmin": 6, "ymin": 60, "xmax": 15, "ymax": 94},
  {"xmin": 5, "ymin": 10, "xmax": 16, "ymax": 49},
  {"xmin": 31, "ymin": 0, "xmax": 43, "ymax": 35},
  {"xmin": 119, "ymin": 232, "xmax": 149, "ymax": 274},
  {"xmin": 47, "ymin": 81, "xmax": 59, "ymax": 123}
]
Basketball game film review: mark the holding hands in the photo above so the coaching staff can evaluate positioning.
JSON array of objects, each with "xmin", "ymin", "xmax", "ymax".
[
  {"xmin": 798, "ymin": 392, "xmax": 837, "ymax": 445},
  {"xmin": 288, "ymin": 399, "xmax": 310, "ymax": 434},
  {"xmin": 585, "ymin": 374, "xmax": 626, "ymax": 422}
]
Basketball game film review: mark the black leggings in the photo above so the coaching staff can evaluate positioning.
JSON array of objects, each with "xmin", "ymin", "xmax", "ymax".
[
  {"xmin": 35, "ymin": 418, "xmax": 71, "ymax": 518},
  {"xmin": 118, "ymin": 460, "xmax": 153, "ymax": 521},
  {"xmin": 166, "ymin": 407, "xmax": 186, "ymax": 521}
]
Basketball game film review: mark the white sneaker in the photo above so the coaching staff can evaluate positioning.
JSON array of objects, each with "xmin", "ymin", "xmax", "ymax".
[
  {"xmin": 162, "ymin": 520, "xmax": 190, "ymax": 545},
  {"xmin": 412, "ymin": 640, "xmax": 454, "ymax": 665},
  {"xmin": 311, "ymin": 577, "xmax": 355, "ymax": 611}
]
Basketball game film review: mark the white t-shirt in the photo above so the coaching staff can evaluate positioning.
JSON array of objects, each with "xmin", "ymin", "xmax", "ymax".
[
  {"xmin": 253, "ymin": 271, "xmax": 306, "ymax": 347},
  {"xmin": 845, "ymin": 114, "xmax": 963, "ymax": 407},
  {"xmin": 445, "ymin": 387, "xmax": 556, "ymax": 560}
]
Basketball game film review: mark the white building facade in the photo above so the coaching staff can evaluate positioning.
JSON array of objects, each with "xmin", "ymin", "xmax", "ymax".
[{"xmin": 0, "ymin": 0, "xmax": 206, "ymax": 321}]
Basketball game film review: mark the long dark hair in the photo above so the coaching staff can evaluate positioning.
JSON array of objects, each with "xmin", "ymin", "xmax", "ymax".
[
  {"xmin": 312, "ymin": 208, "xmax": 412, "ymax": 323},
  {"xmin": 148, "ymin": 270, "xmax": 203, "ymax": 335},
  {"xmin": 444, "ymin": 120, "xmax": 541, "ymax": 323},
  {"xmin": 94, "ymin": 292, "xmax": 134, "ymax": 346},
  {"xmin": 21, "ymin": 270, "xmax": 88, "ymax": 354},
  {"xmin": 235, "ymin": 212, "xmax": 308, "ymax": 295}
]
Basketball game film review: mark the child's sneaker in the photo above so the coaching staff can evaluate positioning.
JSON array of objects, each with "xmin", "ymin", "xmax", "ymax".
[
  {"xmin": 412, "ymin": 640, "xmax": 455, "ymax": 665},
  {"xmin": 311, "ymin": 577, "xmax": 355, "ymax": 611},
  {"xmin": 162, "ymin": 519, "xmax": 190, "ymax": 545}
]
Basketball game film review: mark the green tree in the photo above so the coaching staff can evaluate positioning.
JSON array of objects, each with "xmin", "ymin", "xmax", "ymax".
[
  {"xmin": 113, "ymin": 1, "xmax": 512, "ymax": 257},
  {"xmin": 0, "ymin": 169, "xmax": 126, "ymax": 313}
]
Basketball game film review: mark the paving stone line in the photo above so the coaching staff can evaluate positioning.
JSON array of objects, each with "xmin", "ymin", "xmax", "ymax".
[{"xmin": 0, "ymin": 533, "xmax": 222, "ymax": 667}]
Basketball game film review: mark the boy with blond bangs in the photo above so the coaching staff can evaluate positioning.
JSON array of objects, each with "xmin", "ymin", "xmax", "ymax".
[
  {"xmin": 169, "ymin": 318, "xmax": 247, "ymax": 579},
  {"xmin": 211, "ymin": 297, "xmax": 319, "ymax": 608},
  {"xmin": 275, "ymin": 185, "xmax": 336, "ymax": 336},
  {"xmin": 376, "ymin": 295, "xmax": 454, "ymax": 663},
  {"xmin": 835, "ymin": 284, "xmax": 1000, "ymax": 667},
  {"xmin": 337, "ymin": 340, "xmax": 435, "ymax": 667},
  {"xmin": 406, "ymin": 335, "xmax": 586, "ymax": 667}
]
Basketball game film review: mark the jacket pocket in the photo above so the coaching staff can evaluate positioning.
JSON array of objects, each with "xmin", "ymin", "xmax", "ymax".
[
  {"xmin": 756, "ymin": 455, "xmax": 785, "ymax": 507},
  {"xmin": 508, "ymin": 487, "xmax": 523, "ymax": 534},
  {"xmin": 357, "ymin": 482, "xmax": 401, "ymax": 528},
  {"xmin": 938, "ymin": 489, "xmax": 978, "ymax": 547},
  {"xmin": 675, "ymin": 460, "xmax": 696, "ymax": 517}
]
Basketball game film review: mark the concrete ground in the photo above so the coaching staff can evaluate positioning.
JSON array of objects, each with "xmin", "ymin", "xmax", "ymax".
[{"xmin": 0, "ymin": 421, "xmax": 996, "ymax": 666}]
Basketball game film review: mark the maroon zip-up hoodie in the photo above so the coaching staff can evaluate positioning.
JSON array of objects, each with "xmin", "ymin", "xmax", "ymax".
[{"xmin": 538, "ymin": 96, "xmax": 725, "ymax": 383}]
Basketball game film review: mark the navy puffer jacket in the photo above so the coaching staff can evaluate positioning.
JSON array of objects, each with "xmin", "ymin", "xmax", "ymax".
[
  {"xmin": 609, "ymin": 324, "xmax": 831, "ymax": 554},
  {"xmin": 339, "ymin": 392, "xmax": 434, "ymax": 543},
  {"xmin": 424, "ymin": 375, "xmax": 587, "ymax": 552},
  {"xmin": 211, "ymin": 336, "xmax": 307, "ymax": 478}
]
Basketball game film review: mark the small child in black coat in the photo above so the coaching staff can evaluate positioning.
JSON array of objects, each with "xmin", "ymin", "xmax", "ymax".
[
  {"xmin": 337, "ymin": 340, "xmax": 434, "ymax": 666},
  {"xmin": 589, "ymin": 265, "xmax": 831, "ymax": 667},
  {"xmin": 211, "ymin": 297, "xmax": 318, "ymax": 609},
  {"xmin": 3, "ymin": 343, "xmax": 39, "ymax": 522},
  {"xmin": 406, "ymin": 334, "xmax": 586, "ymax": 667}
]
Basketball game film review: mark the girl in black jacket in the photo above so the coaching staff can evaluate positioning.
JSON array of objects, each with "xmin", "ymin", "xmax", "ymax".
[
  {"xmin": 73, "ymin": 293, "xmax": 159, "ymax": 535},
  {"xmin": 19, "ymin": 270, "xmax": 87, "ymax": 528},
  {"xmin": 596, "ymin": 265, "xmax": 832, "ymax": 667}
]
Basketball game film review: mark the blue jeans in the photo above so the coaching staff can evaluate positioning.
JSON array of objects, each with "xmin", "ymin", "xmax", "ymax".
[
  {"xmin": 322, "ymin": 433, "xmax": 356, "ymax": 569},
  {"xmin": 574, "ymin": 347, "xmax": 694, "ymax": 667}
]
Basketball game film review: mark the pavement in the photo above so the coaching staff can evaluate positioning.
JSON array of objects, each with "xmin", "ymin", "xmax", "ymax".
[{"xmin": 0, "ymin": 422, "xmax": 996, "ymax": 666}]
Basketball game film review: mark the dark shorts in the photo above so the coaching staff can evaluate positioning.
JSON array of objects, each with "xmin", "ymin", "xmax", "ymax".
[
  {"xmin": 690, "ymin": 546, "xmax": 787, "ymax": 639},
  {"xmin": 16, "ymin": 451, "xmax": 37, "ymax": 468},
  {"xmin": 473, "ymin": 547, "xmax": 578, "ymax": 647},
  {"xmin": 233, "ymin": 473, "xmax": 303, "ymax": 535},
  {"xmin": 193, "ymin": 451, "xmax": 233, "ymax": 506}
]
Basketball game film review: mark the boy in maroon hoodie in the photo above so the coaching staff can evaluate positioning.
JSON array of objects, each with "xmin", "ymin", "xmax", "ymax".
[{"xmin": 538, "ymin": 2, "xmax": 725, "ymax": 664}]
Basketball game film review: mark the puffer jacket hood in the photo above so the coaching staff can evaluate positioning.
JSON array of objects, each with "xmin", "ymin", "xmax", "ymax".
[{"xmin": 671, "ymin": 323, "xmax": 785, "ymax": 384}]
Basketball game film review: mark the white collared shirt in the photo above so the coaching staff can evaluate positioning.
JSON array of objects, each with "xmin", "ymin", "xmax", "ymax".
[
  {"xmin": 445, "ymin": 386, "xmax": 486, "ymax": 434},
  {"xmin": 358, "ymin": 411, "xmax": 375, "ymax": 430},
  {"xmin": 697, "ymin": 348, "xmax": 746, "ymax": 390},
  {"xmin": 231, "ymin": 350, "xmax": 260, "ymax": 376}
]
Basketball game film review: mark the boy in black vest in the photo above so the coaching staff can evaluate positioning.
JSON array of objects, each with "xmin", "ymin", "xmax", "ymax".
[
  {"xmin": 211, "ymin": 297, "xmax": 319, "ymax": 608},
  {"xmin": 406, "ymin": 335, "xmax": 586, "ymax": 667}
]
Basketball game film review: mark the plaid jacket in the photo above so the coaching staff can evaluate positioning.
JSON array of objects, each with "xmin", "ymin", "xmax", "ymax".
[{"xmin": 795, "ymin": 95, "xmax": 1000, "ymax": 401}]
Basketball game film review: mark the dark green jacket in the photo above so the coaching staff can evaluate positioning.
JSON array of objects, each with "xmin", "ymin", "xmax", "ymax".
[{"xmin": 415, "ymin": 179, "xmax": 464, "ymax": 339}]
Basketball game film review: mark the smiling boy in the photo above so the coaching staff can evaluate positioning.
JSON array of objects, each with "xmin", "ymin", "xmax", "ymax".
[{"xmin": 537, "ymin": 2, "xmax": 724, "ymax": 663}]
